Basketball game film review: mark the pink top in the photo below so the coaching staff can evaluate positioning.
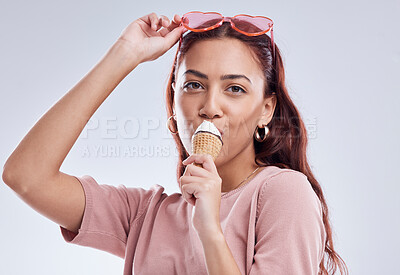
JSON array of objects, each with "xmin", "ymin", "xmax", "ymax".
[{"xmin": 60, "ymin": 165, "xmax": 326, "ymax": 274}]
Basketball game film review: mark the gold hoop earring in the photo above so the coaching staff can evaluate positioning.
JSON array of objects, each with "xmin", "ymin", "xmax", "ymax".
[
  {"xmin": 166, "ymin": 115, "xmax": 178, "ymax": 134},
  {"xmin": 254, "ymin": 125, "xmax": 269, "ymax": 142}
]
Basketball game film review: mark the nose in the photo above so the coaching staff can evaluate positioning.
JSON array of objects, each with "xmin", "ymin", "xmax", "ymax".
[{"xmin": 198, "ymin": 89, "xmax": 223, "ymax": 119}]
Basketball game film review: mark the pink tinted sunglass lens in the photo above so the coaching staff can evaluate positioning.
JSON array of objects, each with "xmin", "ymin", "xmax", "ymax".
[
  {"xmin": 232, "ymin": 16, "xmax": 273, "ymax": 34},
  {"xmin": 183, "ymin": 13, "xmax": 222, "ymax": 30}
]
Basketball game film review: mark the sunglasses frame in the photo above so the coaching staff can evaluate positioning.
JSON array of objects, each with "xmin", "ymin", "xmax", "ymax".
[{"xmin": 178, "ymin": 11, "xmax": 275, "ymax": 62}]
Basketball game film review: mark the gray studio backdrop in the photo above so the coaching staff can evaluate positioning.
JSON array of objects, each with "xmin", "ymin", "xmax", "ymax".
[{"xmin": 1, "ymin": 0, "xmax": 399, "ymax": 274}]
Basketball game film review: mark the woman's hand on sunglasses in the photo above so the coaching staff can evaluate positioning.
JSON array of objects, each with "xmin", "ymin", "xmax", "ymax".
[{"xmin": 116, "ymin": 13, "xmax": 187, "ymax": 64}]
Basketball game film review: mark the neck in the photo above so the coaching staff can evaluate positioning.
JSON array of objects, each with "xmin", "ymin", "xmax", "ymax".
[{"xmin": 217, "ymin": 142, "xmax": 261, "ymax": 193}]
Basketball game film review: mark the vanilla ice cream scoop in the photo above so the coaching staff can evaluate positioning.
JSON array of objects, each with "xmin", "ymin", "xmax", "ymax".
[
  {"xmin": 191, "ymin": 121, "xmax": 223, "ymax": 167},
  {"xmin": 193, "ymin": 120, "xmax": 222, "ymax": 142}
]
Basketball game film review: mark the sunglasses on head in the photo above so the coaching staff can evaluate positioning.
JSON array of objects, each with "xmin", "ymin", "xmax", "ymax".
[{"xmin": 178, "ymin": 11, "xmax": 275, "ymax": 60}]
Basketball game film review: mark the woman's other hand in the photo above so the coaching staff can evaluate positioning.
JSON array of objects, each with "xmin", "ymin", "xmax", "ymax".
[{"xmin": 116, "ymin": 13, "xmax": 187, "ymax": 64}]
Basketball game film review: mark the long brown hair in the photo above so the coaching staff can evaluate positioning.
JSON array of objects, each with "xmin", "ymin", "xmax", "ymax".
[{"xmin": 164, "ymin": 21, "xmax": 348, "ymax": 274}]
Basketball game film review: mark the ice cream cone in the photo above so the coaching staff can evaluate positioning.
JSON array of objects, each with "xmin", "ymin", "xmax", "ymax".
[{"xmin": 191, "ymin": 121, "xmax": 223, "ymax": 167}]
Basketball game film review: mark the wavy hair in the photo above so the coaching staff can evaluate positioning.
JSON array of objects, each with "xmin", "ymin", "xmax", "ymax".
[{"xmin": 164, "ymin": 21, "xmax": 348, "ymax": 274}]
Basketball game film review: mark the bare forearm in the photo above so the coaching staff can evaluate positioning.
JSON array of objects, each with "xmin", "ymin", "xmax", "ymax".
[
  {"xmin": 3, "ymin": 40, "xmax": 139, "ymax": 187},
  {"xmin": 200, "ymin": 232, "xmax": 242, "ymax": 275}
]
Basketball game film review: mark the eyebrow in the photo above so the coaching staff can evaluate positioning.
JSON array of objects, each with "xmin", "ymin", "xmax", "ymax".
[{"xmin": 183, "ymin": 69, "xmax": 252, "ymax": 84}]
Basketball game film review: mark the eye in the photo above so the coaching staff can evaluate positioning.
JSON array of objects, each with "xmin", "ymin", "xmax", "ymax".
[
  {"xmin": 182, "ymin": 82, "xmax": 247, "ymax": 94},
  {"xmin": 183, "ymin": 82, "xmax": 203, "ymax": 91},
  {"xmin": 227, "ymin": 85, "xmax": 247, "ymax": 94}
]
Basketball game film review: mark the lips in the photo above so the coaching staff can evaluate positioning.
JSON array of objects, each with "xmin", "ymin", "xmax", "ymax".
[
  {"xmin": 193, "ymin": 122, "xmax": 224, "ymax": 137},
  {"xmin": 216, "ymin": 127, "xmax": 224, "ymax": 137}
]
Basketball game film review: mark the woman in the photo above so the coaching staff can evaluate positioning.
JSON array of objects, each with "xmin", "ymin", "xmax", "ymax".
[{"xmin": 2, "ymin": 12, "xmax": 348, "ymax": 274}]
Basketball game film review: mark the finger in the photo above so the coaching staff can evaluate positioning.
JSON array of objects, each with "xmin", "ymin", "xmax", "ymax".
[
  {"xmin": 180, "ymin": 178, "xmax": 204, "ymax": 206},
  {"xmin": 173, "ymin": 14, "xmax": 182, "ymax": 25},
  {"xmin": 181, "ymin": 181, "xmax": 203, "ymax": 201},
  {"xmin": 183, "ymin": 154, "xmax": 218, "ymax": 174},
  {"xmin": 180, "ymin": 175, "xmax": 207, "ymax": 186},
  {"xmin": 153, "ymin": 15, "xmax": 168, "ymax": 32},
  {"xmin": 182, "ymin": 188, "xmax": 196, "ymax": 206},
  {"xmin": 170, "ymin": 14, "xmax": 182, "ymax": 29},
  {"xmin": 159, "ymin": 20, "xmax": 186, "ymax": 37},
  {"xmin": 149, "ymin": 12, "xmax": 160, "ymax": 31},
  {"xmin": 159, "ymin": 14, "xmax": 186, "ymax": 36},
  {"xmin": 161, "ymin": 25, "xmax": 187, "ymax": 48},
  {"xmin": 159, "ymin": 14, "xmax": 182, "ymax": 33},
  {"xmin": 183, "ymin": 163, "xmax": 211, "ymax": 178},
  {"xmin": 158, "ymin": 15, "xmax": 173, "ymax": 36},
  {"xmin": 159, "ymin": 15, "xmax": 170, "ymax": 28},
  {"xmin": 139, "ymin": 13, "xmax": 154, "ymax": 29}
]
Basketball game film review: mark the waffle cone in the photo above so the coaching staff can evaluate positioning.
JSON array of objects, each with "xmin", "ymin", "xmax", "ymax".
[{"xmin": 191, "ymin": 132, "xmax": 223, "ymax": 167}]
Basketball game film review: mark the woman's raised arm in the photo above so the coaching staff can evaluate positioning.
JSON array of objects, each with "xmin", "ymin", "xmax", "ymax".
[{"xmin": 2, "ymin": 13, "xmax": 186, "ymax": 234}]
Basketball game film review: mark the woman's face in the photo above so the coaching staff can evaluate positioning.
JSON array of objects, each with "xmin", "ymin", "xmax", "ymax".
[{"xmin": 172, "ymin": 38, "xmax": 276, "ymax": 167}]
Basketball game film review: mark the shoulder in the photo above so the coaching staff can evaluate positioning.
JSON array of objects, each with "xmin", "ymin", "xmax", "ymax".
[
  {"xmin": 264, "ymin": 168, "xmax": 312, "ymax": 195},
  {"xmin": 258, "ymin": 167, "xmax": 315, "ymax": 198},
  {"xmin": 257, "ymin": 167, "xmax": 322, "ymax": 218}
]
